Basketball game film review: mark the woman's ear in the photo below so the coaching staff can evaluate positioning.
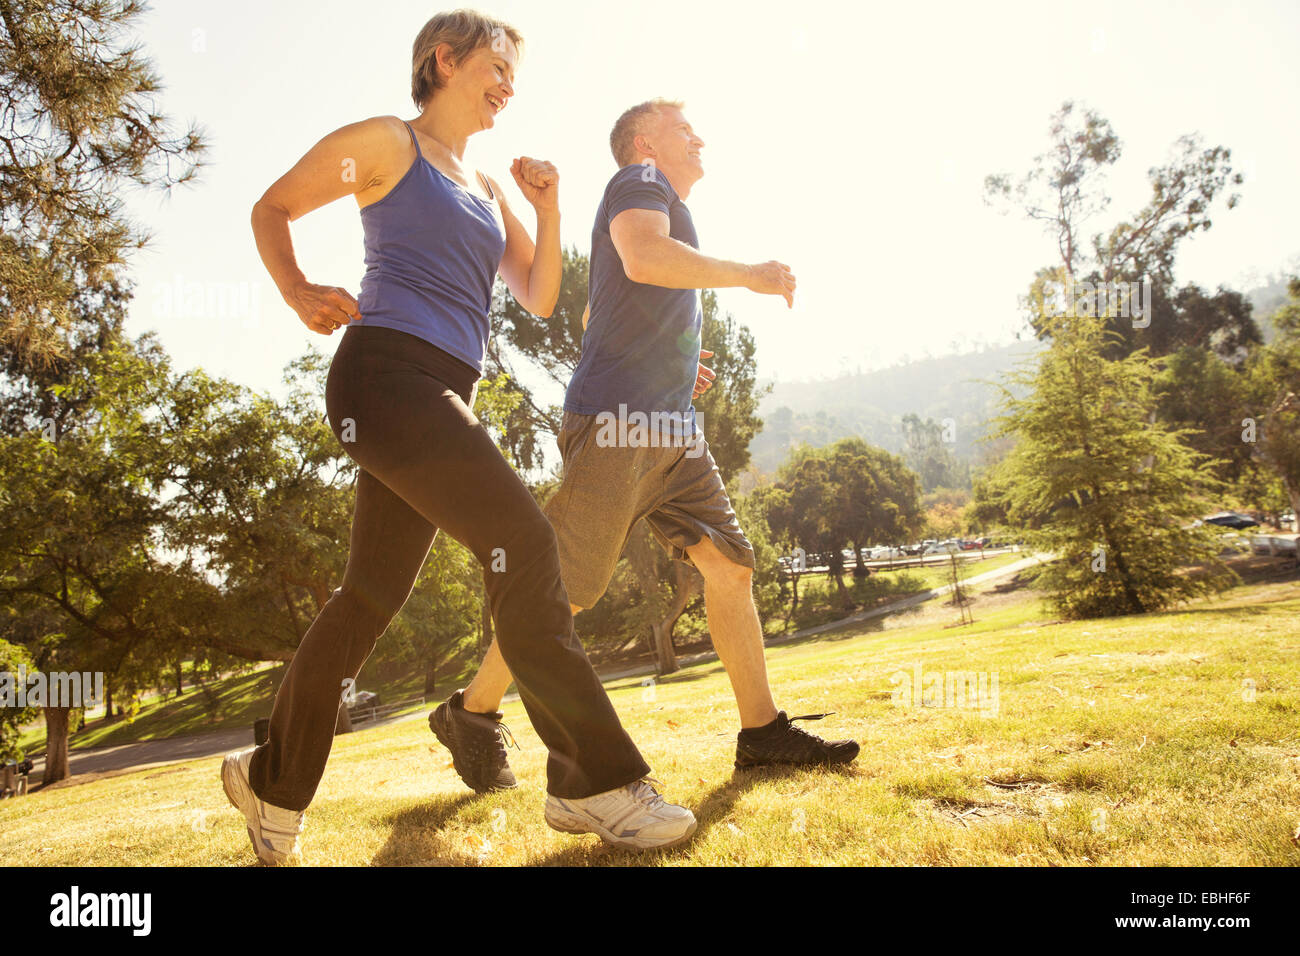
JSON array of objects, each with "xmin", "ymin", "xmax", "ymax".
[{"xmin": 434, "ymin": 41, "xmax": 457, "ymax": 82}]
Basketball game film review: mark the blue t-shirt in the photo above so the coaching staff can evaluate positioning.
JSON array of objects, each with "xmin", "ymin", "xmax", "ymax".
[{"xmin": 564, "ymin": 165, "xmax": 703, "ymax": 428}]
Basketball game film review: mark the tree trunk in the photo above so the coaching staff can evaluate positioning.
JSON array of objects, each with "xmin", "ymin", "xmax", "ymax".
[
  {"xmin": 651, "ymin": 622, "xmax": 679, "ymax": 675},
  {"xmin": 830, "ymin": 561, "xmax": 854, "ymax": 610},
  {"xmin": 852, "ymin": 542, "xmax": 868, "ymax": 578},
  {"xmin": 103, "ymin": 683, "xmax": 113, "ymax": 724},
  {"xmin": 423, "ymin": 655, "xmax": 439, "ymax": 697},
  {"xmin": 175, "ymin": 662, "xmax": 183, "ymax": 697},
  {"xmin": 1099, "ymin": 517, "xmax": 1145, "ymax": 614},
  {"xmin": 43, "ymin": 706, "xmax": 71, "ymax": 785},
  {"xmin": 650, "ymin": 563, "xmax": 701, "ymax": 675},
  {"xmin": 335, "ymin": 702, "xmax": 353, "ymax": 735}
]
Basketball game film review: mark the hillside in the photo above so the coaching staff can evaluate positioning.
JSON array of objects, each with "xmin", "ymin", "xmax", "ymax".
[
  {"xmin": 749, "ymin": 339, "xmax": 1042, "ymax": 477},
  {"xmin": 1247, "ymin": 274, "xmax": 1295, "ymax": 345}
]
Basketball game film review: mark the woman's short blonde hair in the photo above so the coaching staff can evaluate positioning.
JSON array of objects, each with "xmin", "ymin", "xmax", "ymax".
[{"xmin": 411, "ymin": 9, "xmax": 523, "ymax": 110}]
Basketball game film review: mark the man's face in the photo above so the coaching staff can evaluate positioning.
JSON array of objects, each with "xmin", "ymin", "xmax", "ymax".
[{"xmin": 644, "ymin": 107, "xmax": 705, "ymax": 191}]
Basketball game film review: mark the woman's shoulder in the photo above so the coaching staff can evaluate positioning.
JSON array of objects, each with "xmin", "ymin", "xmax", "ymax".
[
  {"xmin": 359, "ymin": 114, "xmax": 414, "ymax": 146},
  {"xmin": 322, "ymin": 115, "xmax": 414, "ymax": 166}
]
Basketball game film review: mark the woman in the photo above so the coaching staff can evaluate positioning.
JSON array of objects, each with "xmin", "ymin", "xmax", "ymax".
[{"xmin": 221, "ymin": 9, "xmax": 695, "ymax": 863}]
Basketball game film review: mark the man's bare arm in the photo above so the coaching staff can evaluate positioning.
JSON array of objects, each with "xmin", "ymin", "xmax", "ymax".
[{"xmin": 609, "ymin": 208, "xmax": 795, "ymax": 307}]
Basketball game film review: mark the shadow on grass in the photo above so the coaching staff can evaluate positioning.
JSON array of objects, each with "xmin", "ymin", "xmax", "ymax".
[
  {"xmin": 1163, "ymin": 588, "xmax": 1300, "ymax": 618},
  {"xmin": 523, "ymin": 762, "xmax": 863, "ymax": 867},
  {"xmin": 369, "ymin": 793, "xmax": 480, "ymax": 866}
]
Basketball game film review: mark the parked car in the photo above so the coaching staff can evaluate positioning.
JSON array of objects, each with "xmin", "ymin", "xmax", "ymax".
[
  {"xmin": 1279, "ymin": 511, "xmax": 1296, "ymax": 530},
  {"xmin": 923, "ymin": 541, "xmax": 960, "ymax": 555},
  {"xmin": 1202, "ymin": 511, "xmax": 1259, "ymax": 530},
  {"xmin": 1252, "ymin": 534, "xmax": 1298, "ymax": 557},
  {"xmin": 347, "ymin": 690, "xmax": 381, "ymax": 719}
]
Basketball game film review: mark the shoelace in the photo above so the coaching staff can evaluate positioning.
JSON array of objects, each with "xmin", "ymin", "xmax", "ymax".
[
  {"xmin": 497, "ymin": 721, "xmax": 518, "ymax": 751},
  {"xmin": 776, "ymin": 712, "xmax": 840, "ymax": 748},
  {"xmin": 632, "ymin": 776, "xmax": 667, "ymax": 808},
  {"xmin": 467, "ymin": 721, "xmax": 510, "ymax": 759}
]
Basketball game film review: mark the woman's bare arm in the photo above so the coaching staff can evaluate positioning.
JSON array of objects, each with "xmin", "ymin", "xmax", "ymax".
[
  {"xmin": 491, "ymin": 157, "xmax": 562, "ymax": 317},
  {"xmin": 251, "ymin": 116, "xmax": 402, "ymax": 334}
]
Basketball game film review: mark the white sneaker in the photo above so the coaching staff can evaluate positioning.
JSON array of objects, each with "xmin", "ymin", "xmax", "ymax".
[
  {"xmin": 220, "ymin": 747, "xmax": 305, "ymax": 865},
  {"xmin": 545, "ymin": 777, "xmax": 697, "ymax": 850}
]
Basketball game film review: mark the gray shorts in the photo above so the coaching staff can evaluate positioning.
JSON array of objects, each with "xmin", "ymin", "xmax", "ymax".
[{"xmin": 543, "ymin": 410, "xmax": 755, "ymax": 609}]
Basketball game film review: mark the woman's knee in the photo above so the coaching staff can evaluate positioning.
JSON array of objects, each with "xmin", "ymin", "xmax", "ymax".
[
  {"xmin": 327, "ymin": 582, "xmax": 404, "ymax": 642},
  {"xmin": 488, "ymin": 512, "xmax": 558, "ymax": 575}
]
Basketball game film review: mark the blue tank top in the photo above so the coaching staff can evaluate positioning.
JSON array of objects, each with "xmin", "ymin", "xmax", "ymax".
[{"xmin": 355, "ymin": 120, "xmax": 507, "ymax": 374}]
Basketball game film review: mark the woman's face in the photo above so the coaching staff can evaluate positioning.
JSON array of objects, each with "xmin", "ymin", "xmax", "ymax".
[{"xmin": 441, "ymin": 36, "xmax": 518, "ymax": 131}]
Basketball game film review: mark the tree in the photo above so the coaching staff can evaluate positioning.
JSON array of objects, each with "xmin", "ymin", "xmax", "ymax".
[
  {"xmin": 764, "ymin": 439, "xmax": 923, "ymax": 615},
  {"xmin": 0, "ymin": 0, "xmax": 205, "ymax": 369},
  {"xmin": 822, "ymin": 438, "xmax": 923, "ymax": 578},
  {"xmin": 1249, "ymin": 278, "xmax": 1300, "ymax": 517},
  {"xmin": 757, "ymin": 458, "xmax": 837, "ymax": 619},
  {"xmin": 986, "ymin": 102, "xmax": 1244, "ymax": 360},
  {"xmin": 984, "ymin": 101, "xmax": 1244, "ymax": 619},
  {"xmin": 0, "ymin": 332, "xmax": 494, "ymax": 780},
  {"xmin": 694, "ymin": 289, "xmax": 768, "ymax": 484},
  {"xmin": 965, "ymin": 467, "xmax": 1012, "ymax": 533},
  {"xmin": 900, "ymin": 413, "xmax": 966, "ymax": 492},
  {"xmin": 0, "ymin": 346, "xmax": 191, "ymax": 782},
  {"xmin": 989, "ymin": 305, "xmax": 1238, "ymax": 619},
  {"xmin": 0, "ymin": 638, "xmax": 37, "ymax": 762},
  {"xmin": 1153, "ymin": 344, "xmax": 1257, "ymax": 487},
  {"xmin": 923, "ymin": 502, "xmax": 964, "ymax": 540}
]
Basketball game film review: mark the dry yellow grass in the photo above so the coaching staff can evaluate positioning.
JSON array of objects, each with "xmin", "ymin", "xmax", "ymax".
[{"xmin": 4, "ymin": 572, "xmax": 1299, "ymax": 866}]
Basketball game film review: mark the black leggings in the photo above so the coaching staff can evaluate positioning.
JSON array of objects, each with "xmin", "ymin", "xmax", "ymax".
[{"xmin": 248, "ymin": 324, "xmax": 650, "ymax": 809}]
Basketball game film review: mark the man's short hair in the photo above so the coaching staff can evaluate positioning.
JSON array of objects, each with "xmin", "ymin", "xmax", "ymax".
[{"xmin": 609, "ymin": 98, "xmax": 685, "ymax": 167}]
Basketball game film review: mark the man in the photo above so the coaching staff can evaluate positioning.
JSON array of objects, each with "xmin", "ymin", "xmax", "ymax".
[{"xmin": 430, "ymin": 99, "xmax": 859, "ymax": 794}]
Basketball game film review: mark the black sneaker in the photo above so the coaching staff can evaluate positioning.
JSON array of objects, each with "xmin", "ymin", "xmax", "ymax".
[
  {"xmin": 735, "ymin": 711, "xmax": 859, "ymax": 769},
  {"xmin": 429, "ymin": 690, "xmax": 519, "ymax": 793}
]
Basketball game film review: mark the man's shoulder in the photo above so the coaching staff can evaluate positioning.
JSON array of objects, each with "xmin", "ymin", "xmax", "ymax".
[{"xmin": 604, "ymin": 163, "xmax": 679, "ymax": 202}]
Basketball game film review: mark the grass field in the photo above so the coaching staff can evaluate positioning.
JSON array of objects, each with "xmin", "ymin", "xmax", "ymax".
[
  {"xmin": 16, "ymin": 552, "xmax": 1026, "ymax": 756},
  {"xmin": 5, "ymin": 565, "xmax": 1298, "ymax": 867}
]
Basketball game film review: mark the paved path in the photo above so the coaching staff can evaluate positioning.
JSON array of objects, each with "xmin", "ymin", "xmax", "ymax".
[{"xmin": 26, "ymin": 551, "xmax": 1045, "ymax": 786}]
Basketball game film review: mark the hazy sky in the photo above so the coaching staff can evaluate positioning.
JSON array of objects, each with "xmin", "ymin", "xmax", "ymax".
[{"xmin": 119, "ymin": 0, "xmax": 1300, "ymax": 398}]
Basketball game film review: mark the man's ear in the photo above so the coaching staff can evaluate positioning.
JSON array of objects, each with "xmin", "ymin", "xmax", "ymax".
[{"xmin": 633, "ymin": 133, "xmax": 654, "ymax": 160}]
